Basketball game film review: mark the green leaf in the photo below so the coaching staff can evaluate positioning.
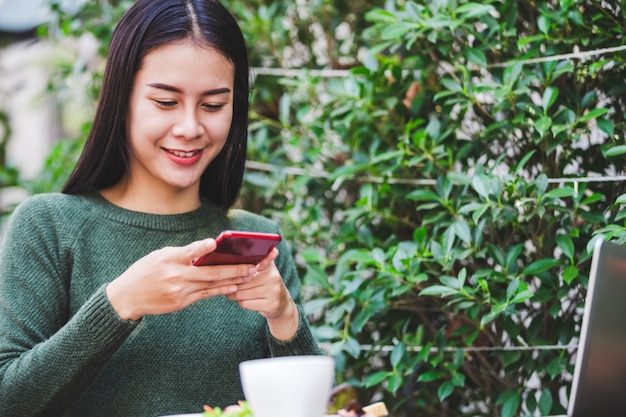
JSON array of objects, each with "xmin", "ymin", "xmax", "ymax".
[
  {"xmin": 534, "ymin": 116, "xmax": 552, "ymax": 137},
  {"xmin": 304, "ymin": 298, "xmax": 331, "ymax": 315},
  {"xmin": 417, "ymin": 370, "xmax": 444, "ymax": 382},
  {"xmin": 597, "ymin": 118, "xmax": 614, "ymax": 136},
  {"xmin": 419, "ymin": 285, "xmax": 459, "ymax": 297},
  {"xmin": 616, "ymin": 193, "xmax": 626, "ymax": 205},
  {"xmin": 381, "ymin": 22, "xmax": 417, "ymax": 40},
  {"xmin": 471, "ymin": 203, "xmax": 491, "ymax": 224},
  {"xmin": 312, "ymin": 326, "xmax": 340, "ymax": 340},
  {"xmin": 562, "ymin": 265, "xmax": 579, "ymax": 284},
  {"xmin": 245, "ymin": 172, "xmax": 274, "ymax": 187},
  {"xmin": 505, "ymin": 244, "xmax": 524, "ymax": 270},
  {"xmin": 500, "ymin": 390, "xmax": 521, "ymax": 417},
  {"xmin": 466, "ymin": 48, "xmax": 487, "ymax": 67},
  {"xmin": 303, "ymin": 264, "xmax": 329, "ymax": 288},
  {"xmin": 405, "ymin": 2, "xmax": 423, "ymax": 19},
  {"xmin": 440, "ymin": 78, "xmax": 463, "ymax": 92},
  {"xmin": 545, "ymin": 187, "xmax": 576, "ymax": 199},
  {"xmin": 451, "ymin": 372, "xmax": 465, "ymax": 387},
  {"xmin": 344, "ymin": 337, "xmax": 361, "ymax": 358},
  {"xmin": 364, "ymin": 371, "xmax": 391, "ymax": 387},
  {"xmin": 452, "ymin": 220, "xmax": 472, "ymax": 243},
  {"xmin": 425, "ymin": 15, "xmax": 460, "ymax": 30},
  {"xmin": 370, "ymin": 149, "xmax": 405, "ymax": 164},
  {"xmin": 455, "ymin": 3, "xmax": 495, "ymax": 19},
  {"xmin": 329, "ymin": 164, "xmax": 364, "ymax": 182},
  {"xmin": 547, "ymin": 356, "xmax": 566, "ymax": 378},
  {"xmin": 503, "ymin": 62, "xmax": 523, "ymax": 85},
  {"xmin": 535, "ymin": 174, "xmax": 549, "ymax": 194},
  {"xmin": 437, "ymin": 381, "xmax": 455, "ymax": 401},
  {"xmin": 448, "ymin": 171, "xmax": 473, "ymax": 185},
  {"xmin": 604, "ymin": 145, "xmax": 626, "ymax": 157},
  {"xmin": 457, "ymin": 268, "xmax": 467, "ymax": 288},
  {"xmin": 538, "ymin": 389, "xmax": 553, "ymax": 416},
  {"xmin": 407, "ymin": 189, "xmax": 441, "ymax": 201},
  {"xmin": 372, "ymin": 247, "xmax": 386, "ymax": 265},
  {"xmin": 578, "ymin": 107, "xmax": 609, "ymax": 122},
  {"xmin": 511, "ymin": 290, "xmax": 534, "ymax": 304},
  {"xmin": 364, "ymin": 9, "xmax": 397, "ymax": 23},
  {"xmin": 440, "ymin": 275, "xmax": 460, "ymax": 290},
  {"xmin": 514, "ymin": 150, "xmax": 536, "ymax": 175},
  {"xmin": 581, "ymin": 192, "xmax": 603, "ymax": 205},
  {"xmin": 521, "ymin": 259, "xmax": 559, "ymax": 276},
  {"xmin": 480, "ymin": 310, "xmax": 500, "ymax": 328},
  {"xmin": 390, "ymin": 343, "xmax": 406, "ymax": 368},
  {"xmin": 556, "ymin": 234, "xmax": 575, "ymax": 260},
  {"xmin": 506, "ymin": 279, "xmax": 520, "ymax": 300},
  {"xmin": 472, "ymin": 175, "xmax": 490, "ymax": 199},
  {"xmin": 542, "ymin": 86, "xmax": 559, "ymax": 112},
  {"xmin": 417, "ymin": 343, "xmax": 432, "ymax": 361},
  {"xmin": 537, "ymin": 15, "xmax": 550, "ymax": 34},
  {"xmin": 517, "ymin": 34, "xmax": 545, "ymax": 47},
  {"xmin": 387, "ymin": 373, "xmax": 403, "ymax": 394}
]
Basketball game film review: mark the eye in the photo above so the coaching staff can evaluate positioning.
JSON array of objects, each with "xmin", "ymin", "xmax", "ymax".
[
  {"xmin": 202, "ymin": 103, "xmax": 225, "ymax": 112},
  {"xmin": 154, "ymin": 100, "xmax": 177, "ymax": 108}
]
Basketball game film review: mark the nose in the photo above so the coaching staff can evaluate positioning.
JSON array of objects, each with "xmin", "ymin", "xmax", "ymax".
[{"xmin": 171, "ymin": 108, "xmax": 203, "ymax": 139}]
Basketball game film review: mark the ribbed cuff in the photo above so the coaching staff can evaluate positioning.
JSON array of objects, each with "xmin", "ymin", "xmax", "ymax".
[
  {"xmin": 79, "ymin": 284, "xmax": 140, "ymax": 344},
  {"xmin": 268, "ymin": 305, "xmax": 322, "ymax": 356}
]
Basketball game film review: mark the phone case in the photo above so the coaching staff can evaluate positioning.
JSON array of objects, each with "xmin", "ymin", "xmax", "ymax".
[{"xmin": 193, "ymin": 230, "xmax": 282, "ymax": 266}]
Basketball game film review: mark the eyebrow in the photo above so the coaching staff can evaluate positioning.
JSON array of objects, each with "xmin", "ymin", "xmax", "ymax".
[{"xmin": 146, "ymin": 83, "xmax": 231, "ymax": 96}]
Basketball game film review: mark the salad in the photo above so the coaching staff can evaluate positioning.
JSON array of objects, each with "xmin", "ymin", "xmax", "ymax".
[
  {"xmin": 202, "ymin": 401, "xmax": 253, "ymax": 417},
  {"xmin": 201, "ymin": 397, "xmax": 388, "ymax": 417}
]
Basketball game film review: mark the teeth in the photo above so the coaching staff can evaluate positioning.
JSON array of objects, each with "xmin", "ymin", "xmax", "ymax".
[{"xmin": 170, "ymin": 150, "xmax": 196, "ymax": 157}]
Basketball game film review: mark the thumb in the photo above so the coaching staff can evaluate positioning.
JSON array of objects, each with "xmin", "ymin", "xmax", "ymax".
[{"xmin": 187, "ymin": 238, "xmax": 217, "ymax": 265}]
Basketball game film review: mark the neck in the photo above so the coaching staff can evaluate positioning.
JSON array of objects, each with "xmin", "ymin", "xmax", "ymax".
[{"xmin": 99, "ymin": 182, "xmax": 202, "ymax": 214}]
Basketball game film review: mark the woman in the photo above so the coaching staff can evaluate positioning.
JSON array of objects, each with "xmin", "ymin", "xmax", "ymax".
[{"xmin": 0, "ymin": 0, "xmax": 322, "ymax": 416}]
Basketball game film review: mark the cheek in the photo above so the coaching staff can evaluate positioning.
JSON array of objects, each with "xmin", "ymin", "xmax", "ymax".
[
  {"xmin": 128, "ymin": 104, "xmax": 171, "ymax": 140},
  {"xmin": 208, "ymin": 111, "xmax": 235, "ymax": 143}
]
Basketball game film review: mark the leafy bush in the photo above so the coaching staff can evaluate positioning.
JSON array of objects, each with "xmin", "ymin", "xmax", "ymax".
[
  {"xmin": 243, "ymin": 1, "xmax": 626, "ymax": 416},
  {"xmin": 2, "ymin": 1, "xmax": 626, "ymax": 416}
]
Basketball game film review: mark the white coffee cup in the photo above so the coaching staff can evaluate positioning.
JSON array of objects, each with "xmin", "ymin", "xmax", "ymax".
[{"xmin": 239, "ymin": 355, "xmax": 335, "ymax": 417}]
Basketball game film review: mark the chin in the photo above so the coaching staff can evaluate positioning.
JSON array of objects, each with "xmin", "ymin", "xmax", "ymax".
[{"xmin": 176, "ymin": 179, "xmax": 203, "ymax": 190}]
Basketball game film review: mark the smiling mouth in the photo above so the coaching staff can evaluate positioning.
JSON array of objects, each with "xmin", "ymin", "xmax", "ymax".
[{"xmin": 166, "ymin": 149, "xmax": 200, "ymax": 158}]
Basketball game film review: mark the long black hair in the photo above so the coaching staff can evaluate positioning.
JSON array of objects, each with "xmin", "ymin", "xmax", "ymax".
[{"xmin": 62, "ymin": 0, "xmax": 249, "ymax": 210}]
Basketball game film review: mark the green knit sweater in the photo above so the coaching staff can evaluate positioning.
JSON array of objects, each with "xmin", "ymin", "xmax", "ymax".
[{"xmin": 0, "ymin": 191, "xmax": 322, "ymax": 417}]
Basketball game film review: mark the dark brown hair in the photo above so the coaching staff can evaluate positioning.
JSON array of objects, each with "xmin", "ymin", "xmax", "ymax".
[{"xmin": 62, "ymin": 0, "xmax": 249, "ymax": 210}]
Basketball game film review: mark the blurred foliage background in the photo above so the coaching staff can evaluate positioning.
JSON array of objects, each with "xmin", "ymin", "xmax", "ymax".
[{"xmin": 2, "ymin": 1, "xmax": 626, "ymax": 416}]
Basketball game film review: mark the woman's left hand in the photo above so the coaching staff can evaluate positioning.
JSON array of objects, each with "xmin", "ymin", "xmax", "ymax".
[{"xmin": 225, "ymin": 248, "xmax": 299, "ymax": 341}]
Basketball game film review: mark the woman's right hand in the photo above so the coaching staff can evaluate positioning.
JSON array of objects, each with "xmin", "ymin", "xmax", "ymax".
[{"xmin": 104, "ymin": 238, "xmax": 256, "ymax": 320}]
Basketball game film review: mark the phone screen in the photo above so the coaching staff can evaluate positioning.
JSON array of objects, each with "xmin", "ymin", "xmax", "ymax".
[{"xmin": 193, "ymin": 230, "xmax": 282, "ymax": 266}]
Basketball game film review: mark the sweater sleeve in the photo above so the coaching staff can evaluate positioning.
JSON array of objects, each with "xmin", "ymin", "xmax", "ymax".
[
  {"xmin": 267, "ymin": 236, "xmax": 323, "ymax": 357},
  {"xmin": 0, "ymin": 197, "xmax": 138, "ymax": 416}
]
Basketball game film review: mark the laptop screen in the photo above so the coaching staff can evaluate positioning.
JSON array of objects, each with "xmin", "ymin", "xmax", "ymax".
[{"xmin": 568, "ymin": 239, "xmax": 626, "ymax": 417}]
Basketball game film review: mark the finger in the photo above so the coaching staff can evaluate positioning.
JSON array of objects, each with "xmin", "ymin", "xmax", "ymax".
[
  {"xmin": 200, "ymin": 274, "xmax": 253, "ymax": 289},
  {"xmin": 227, "ymin": 268, "xmax": 279, "ymax": 300},
  {"xmin": 228, "ymin": 293, "xmax": 280, "ymax": 315},
  {"xmin": 179, "ymin": 275, "xmax": 250, "ymax": 306},
  {"xmin": 190, "ymin": 264, "xmax": 257, "ymax": 283},
  {"xmin": 233, "ymin": 282, "xmax": 293, "ymax": 318},
  {"xmin": 255, "ymin": 248, "xmax": 279, "ymax": 270},
  {"xmin": 192, "ymin": 282, "xmax": 239, "ymax": 303},
  {"xmin": 185, "ymin": 238, "xmax": 217, "ymax": 264}
]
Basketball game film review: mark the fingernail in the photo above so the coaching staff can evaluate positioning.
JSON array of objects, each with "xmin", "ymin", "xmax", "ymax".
[
  {"xmin": 229, "ymin": 285, "xmax": 238, "ymax": 293},
  {"xmin": 248, "ymin": 267, "xmax": 257, "ymax": 276},
  {"xmin": 242, "ymin": 275, "xmax": 252, "ymax": 282}
]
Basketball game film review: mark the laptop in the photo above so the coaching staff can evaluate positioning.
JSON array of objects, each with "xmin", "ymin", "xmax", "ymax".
[{"xmin": 565, "ymin": 239, "xmax": 626, "ymax": 417}]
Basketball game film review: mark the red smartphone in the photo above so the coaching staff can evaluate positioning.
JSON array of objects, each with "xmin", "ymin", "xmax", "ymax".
[{"xmin": 193, "ymin": 230, "xmax": 282, "ymax": 266}]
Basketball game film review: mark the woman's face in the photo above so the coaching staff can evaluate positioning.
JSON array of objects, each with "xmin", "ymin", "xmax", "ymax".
[{"xmin": 124, "ymin": 39, "xmax": 234, "ymax": 197}]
